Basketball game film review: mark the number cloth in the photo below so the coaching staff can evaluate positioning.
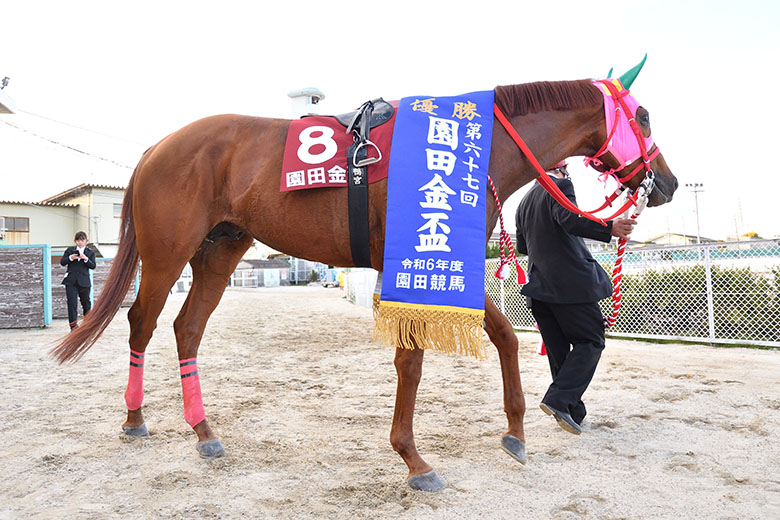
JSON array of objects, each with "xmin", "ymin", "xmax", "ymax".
[
  {"xmin": 373, "ymin": 91, "xmax": 495, "ymax": 359},
  {"xmin": 280, "ymin": 107, "xmax": 398, "ymax": 192}
]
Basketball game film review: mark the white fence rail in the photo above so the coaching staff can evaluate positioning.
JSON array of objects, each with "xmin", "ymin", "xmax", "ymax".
[{"xmin": 487, "ymin": 239, "xmax": 780, "ymax": 347}]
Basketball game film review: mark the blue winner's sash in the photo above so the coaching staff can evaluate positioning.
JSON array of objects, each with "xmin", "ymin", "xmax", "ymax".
[{"xmin": 374, "ymin": 91, "xmax": 495, "ymax": 359}]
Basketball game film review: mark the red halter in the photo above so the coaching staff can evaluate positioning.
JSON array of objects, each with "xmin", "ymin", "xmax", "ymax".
[
  {"xmin": 585, "ymin": 80, "xmax": 660, "ymax": 181},
  {"xmin": 492, "ymin": 79, "xmax": 659, "ymax": 224}
]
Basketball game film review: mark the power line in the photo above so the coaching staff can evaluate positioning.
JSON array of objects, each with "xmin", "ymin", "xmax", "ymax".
[
  {"xmin": 0, "ymin": 118, "xmax": 133, "ymax": 169},
  {"xmin": 17, "ymin": 109, "xmax": 148, "ymax": 146}
]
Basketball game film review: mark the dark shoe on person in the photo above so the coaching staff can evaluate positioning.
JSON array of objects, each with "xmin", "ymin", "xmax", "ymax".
[
  {"xmin": 540, "ymin": 402, "xmax": 582, "ymax": 435},
  {"xmin": 69, "ymin": 321, "xmax": 79, "ymax": 331}
]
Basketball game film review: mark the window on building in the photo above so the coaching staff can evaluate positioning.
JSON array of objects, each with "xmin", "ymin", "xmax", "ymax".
[
  {"xmin": 113, "ymin": 203, "xmax": 122, "ymax": 218},
  {"xmin": 2, "ymin": 216, "xmax": 29, "ymax": 232},
  {"xmin": 1, "ymin": 216, "xmax": 30, "ymax": 244}
]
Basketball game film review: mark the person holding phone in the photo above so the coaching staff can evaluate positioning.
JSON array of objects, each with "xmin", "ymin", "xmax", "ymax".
[{"xmin": 61, "ymin": 231, "xmax": 96, "ymax": 331}]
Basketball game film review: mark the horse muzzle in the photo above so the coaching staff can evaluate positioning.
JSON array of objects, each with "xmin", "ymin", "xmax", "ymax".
[{"xmin": 646, "ymin": 173, "xmax": 677, "ymax": 207}]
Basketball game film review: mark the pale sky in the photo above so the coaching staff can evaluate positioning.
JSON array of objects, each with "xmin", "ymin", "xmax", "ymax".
[{"xmin": 2, "ymin": 0, "xmax": 778, "ymax": 242}]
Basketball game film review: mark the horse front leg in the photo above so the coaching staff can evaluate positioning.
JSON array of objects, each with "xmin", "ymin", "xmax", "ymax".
[
  {"xmin": 484, "ymin": 295, "xmax": 527, "ymax": 464},
  {"xmin": 390, "ymin": 346, "xmax": 443, "ymax": 491}
]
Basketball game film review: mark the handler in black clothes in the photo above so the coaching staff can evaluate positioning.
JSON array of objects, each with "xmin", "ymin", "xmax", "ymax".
[
  {"xmin": 61, "ymin": 231, "xmax": 96, "ymax": 331},
  {"xmin": 515, "ymin": 163, "xmax": 635, "ymax": 435}
]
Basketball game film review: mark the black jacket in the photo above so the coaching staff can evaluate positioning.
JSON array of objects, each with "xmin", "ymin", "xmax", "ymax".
[
  {"xmin": 515, "ymin": 175, "xmax": 613, "ymax": 304},
  {"xmin": 60, "ymin": 246, "xmax": 96, "ymax": 287}
]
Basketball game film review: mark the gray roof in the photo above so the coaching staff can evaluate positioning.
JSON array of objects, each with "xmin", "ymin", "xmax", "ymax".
[
  {"xmin": 0, "ymin": 200, "xmax": 78, "ymax": 207},
  {"xmin": 239, "ymin": 258, "xmax": 291, "ymax": 270},
  {"xmin": 40, "ymin": 183, "xmax": 125, "ymax": 204}
]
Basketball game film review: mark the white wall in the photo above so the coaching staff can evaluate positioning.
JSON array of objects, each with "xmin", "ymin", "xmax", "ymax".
[
  {"xmin": 0, "ymin": 202, "xmax": 78, "ymax": 245},
  {"xmin": 90, "ymin": 188, "xmax": 124, "ymax": 244}
]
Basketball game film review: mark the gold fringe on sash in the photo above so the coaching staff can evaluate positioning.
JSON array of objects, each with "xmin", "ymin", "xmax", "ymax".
[{"xmin": 373, "ymin": 295, "xmax": 486, "ymax": 360}]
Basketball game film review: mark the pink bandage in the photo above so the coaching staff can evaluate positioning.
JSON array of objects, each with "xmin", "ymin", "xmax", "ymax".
[
  {"xmin": 180, "ymin": 358, "xmax": 206, "ymax": 427},
  {"xmin": 124, "ymin": 349, "xmax": 145, "ymax": 410}
]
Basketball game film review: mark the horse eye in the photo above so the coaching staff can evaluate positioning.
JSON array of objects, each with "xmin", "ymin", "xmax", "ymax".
[{"xmin": 637, "ymin": 107, "xmax": 650, "ymax": 126}]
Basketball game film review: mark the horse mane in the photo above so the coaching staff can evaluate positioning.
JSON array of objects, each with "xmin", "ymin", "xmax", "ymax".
[{"xmin": 494, "ymin": 79, "xmax": 602, "ymax": 116}]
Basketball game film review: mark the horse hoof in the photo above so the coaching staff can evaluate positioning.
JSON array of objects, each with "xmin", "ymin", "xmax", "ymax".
[
  {"xmin": 122, "ymin": 424, "xmax": 149, "ymax": 437},
  {"xmin": 196, "ymin": 439, "xmax": 225, "ymax": 459},
  {"xmin": 501, "ymin": 435, "xmax": 527, "ymax": 465},
  {"xmin": 407, "ymin": 470, "xmax": 444, "ymax": 491}
]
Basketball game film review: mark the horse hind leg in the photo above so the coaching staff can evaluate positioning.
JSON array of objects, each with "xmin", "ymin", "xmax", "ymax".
[
  {"xmin": 122, "ymin": 255, "xmax": 192, "ymax": 436},
  {"xmin": 172, "ymin": 226, "xmax": 253, "ymax": 459},
  {"xmin": 392, "ymin": 301, "xmax": 526, "ymax": 490},
  {"xmin": 484, "ymin": 296, "xmax": 527, "ymax": 464}
]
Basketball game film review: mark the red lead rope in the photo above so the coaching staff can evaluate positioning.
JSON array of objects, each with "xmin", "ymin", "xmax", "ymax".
[
  {"xmin": 492, "ymin": 104, "xmax": 608, "ymax": 226},
  {"xmin": 487, "ymin": 174, "xmax": 526, "ymax": 284},
  {"xmin": 603, "ymin": 199, "xmax": 646, "ymax": 329},
  {"xmin": 490, "ymin": 102, "xmax": 657, "ymax": 341}
]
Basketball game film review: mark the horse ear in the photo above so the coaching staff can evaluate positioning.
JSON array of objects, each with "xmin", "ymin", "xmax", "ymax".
[
  {"xmin": 619, "ymin": 54, "xmax": 647, "ymax": 89},
  {"xmin": 606, "ymin": 67, "xmax": 613, "ymax": 78}
]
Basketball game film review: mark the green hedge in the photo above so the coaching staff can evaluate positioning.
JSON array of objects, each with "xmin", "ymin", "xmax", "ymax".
[
  {"xmin": 603, "ymin": 265, "xmax": 780, "ymax": 342},
  {"xmin": 488, "ymin": 260, "xmax": 780, "ymax": 343}
]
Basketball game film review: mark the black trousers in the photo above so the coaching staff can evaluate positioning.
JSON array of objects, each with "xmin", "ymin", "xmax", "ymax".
[
  {"xmin": 65, "ymin": 284, "xmax": 91, "ymax": 323},
  {"xmin": 531, "ymin": 298, "xmax": 605, "ymax": 425}
]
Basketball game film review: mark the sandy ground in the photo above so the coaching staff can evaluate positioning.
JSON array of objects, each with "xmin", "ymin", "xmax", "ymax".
[{"xmin": 1, "ymin": 286, "xmax": 779, "ymax": 519}]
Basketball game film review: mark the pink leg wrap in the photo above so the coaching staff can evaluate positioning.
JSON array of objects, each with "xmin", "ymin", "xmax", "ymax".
[
  {"xmin": 180, "ymin": 358, "xmax": 206, "ymax": 427},
  {"xmin": 124, "ymin": 349, "xmax": 145, "ymax": 410}
]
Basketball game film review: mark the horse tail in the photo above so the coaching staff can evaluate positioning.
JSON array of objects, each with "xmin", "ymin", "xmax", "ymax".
[{"xmin": 50, "ymin": 166, "xmax": 141, "ymax": 364}]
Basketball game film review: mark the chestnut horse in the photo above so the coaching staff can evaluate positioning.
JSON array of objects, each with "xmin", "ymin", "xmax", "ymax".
[{"xmin": 52, "ymin": 78, "xmax": 677, "ymax": 491}]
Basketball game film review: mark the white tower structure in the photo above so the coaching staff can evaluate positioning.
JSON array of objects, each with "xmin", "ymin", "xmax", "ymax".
[{"xmin": 287, "ymin": 87, "xmax": 325, "ymax": 117}]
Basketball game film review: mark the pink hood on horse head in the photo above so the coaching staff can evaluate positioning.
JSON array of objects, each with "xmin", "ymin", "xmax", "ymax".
[{"xmin": 595, "ymin": 79, "xmax": 654, "ymax": 170}]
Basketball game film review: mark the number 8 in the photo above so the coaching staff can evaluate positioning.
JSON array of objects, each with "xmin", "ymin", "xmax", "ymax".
[{"xmin": 297, "ymin": 126, "xmax": 338, "ymax": 164}]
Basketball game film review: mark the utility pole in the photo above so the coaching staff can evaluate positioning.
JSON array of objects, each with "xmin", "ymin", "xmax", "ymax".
[{"xmin": 685, "ymin": 183, "xmax": 704, "ymax": 244}]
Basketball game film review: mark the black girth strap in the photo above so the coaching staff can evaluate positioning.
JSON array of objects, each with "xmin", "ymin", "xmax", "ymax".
[
  {"xmin": 347, "ymin": 139, "xmax": 372, "ymax": 267},
  {"xmin": 346, "ymin": 99, "xmax": 387, "ymax": 268}
]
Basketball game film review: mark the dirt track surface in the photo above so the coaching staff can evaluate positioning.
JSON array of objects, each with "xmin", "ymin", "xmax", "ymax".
[{"xmin": 1, "ymin": 286, "xmax": 779, "ymax": 519}]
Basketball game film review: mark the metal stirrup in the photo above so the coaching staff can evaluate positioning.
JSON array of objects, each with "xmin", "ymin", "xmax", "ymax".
[{"xmin": 353, "ymin": 140, "xmax": 382, "ymax": 167}]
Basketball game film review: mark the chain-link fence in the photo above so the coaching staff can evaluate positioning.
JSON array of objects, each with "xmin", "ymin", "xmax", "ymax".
[
  {"xmin": 288, "ymin": 258, "xmax": 328, "ymax": 284},
  {"xmin": 486, "ymin": 239, "xmax": 780, "ymax": 347}
]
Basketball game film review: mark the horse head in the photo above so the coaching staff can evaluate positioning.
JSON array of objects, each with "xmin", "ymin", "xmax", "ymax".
[{"xmin": 585, "ymin": 55, "xmax": 678, "ymax": 207}]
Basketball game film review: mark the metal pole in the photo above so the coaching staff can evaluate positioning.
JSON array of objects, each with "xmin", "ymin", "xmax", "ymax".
[
  {"xmin": 685, "ymin": 183, "xmax": 704, "ymax": 244},
  {"xmin": 704, "ymin": 247, "xmax": 715, "ymax": 341},
  {"xmin": 693, "ymin": 190, "xmax": 701, "ymax": 245}
]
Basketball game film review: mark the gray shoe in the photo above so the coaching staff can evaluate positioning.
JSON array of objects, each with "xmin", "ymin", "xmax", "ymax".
[{"xmin": 540, "ymin": 402, "xmax": 582, "ymax": 435}]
